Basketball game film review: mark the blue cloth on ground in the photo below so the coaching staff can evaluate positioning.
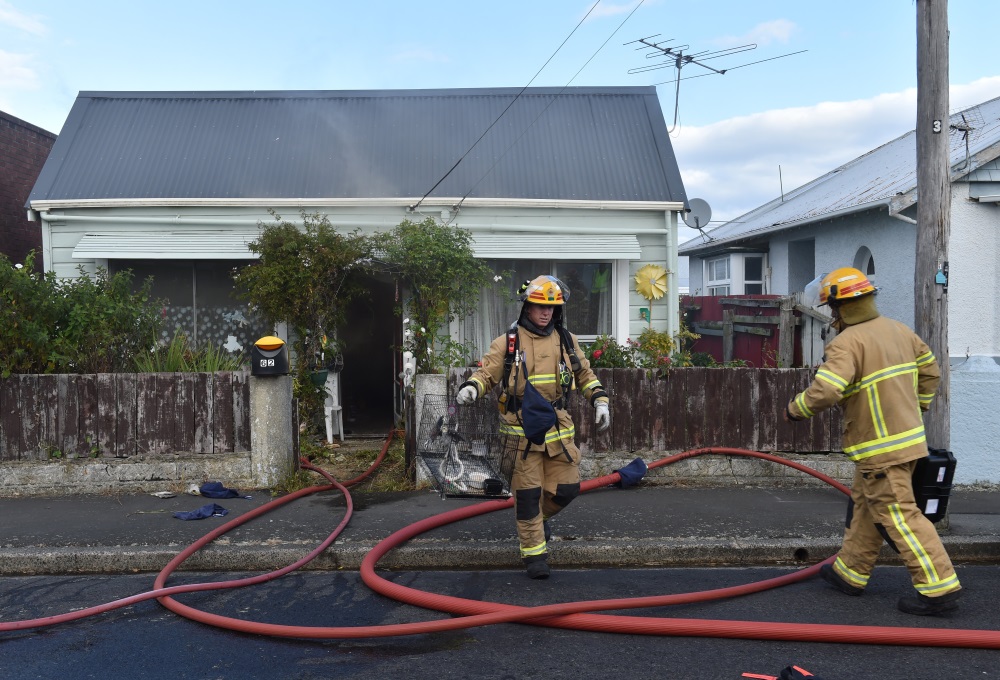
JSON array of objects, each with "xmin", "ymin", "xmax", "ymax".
[
  {"xmin": 173, "ymin": 503, "xmax": 229, "ymax": 520},
  {"xmin": 199, "ymin": 482, "xmax": 246, "ymax": 499},
  {"xmin": 614, "ymin": 458, "xmax": 648, "ymax": 488}
]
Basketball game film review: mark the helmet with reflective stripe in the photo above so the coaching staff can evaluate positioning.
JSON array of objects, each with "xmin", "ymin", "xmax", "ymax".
[
  {"xmin": 518, "ymin": 275, "xmax": 569, "ymax": 305},
  {"xmin": 820, "ymin": 267, "xmax": 876, "ymax": 305}
]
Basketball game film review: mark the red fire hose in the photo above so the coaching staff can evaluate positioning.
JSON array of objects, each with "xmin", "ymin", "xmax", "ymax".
[{"xmin": 4, "ymin": 436, "xmax": 1000, "ymax": 649}]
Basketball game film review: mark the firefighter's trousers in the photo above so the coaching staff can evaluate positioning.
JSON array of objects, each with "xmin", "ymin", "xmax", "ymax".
[
  {"xmin": 511, "ymin": 439, "xmax": 580, "ymax": 559},
  {"xmin": 833, "ymin": 460, "xmax": 961, "ymax": 598}
]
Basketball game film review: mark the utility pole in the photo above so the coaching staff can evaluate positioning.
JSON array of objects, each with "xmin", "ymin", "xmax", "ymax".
[{"xmin": 915, "ymin": 0, "xmax": 950, "ymax": 449}]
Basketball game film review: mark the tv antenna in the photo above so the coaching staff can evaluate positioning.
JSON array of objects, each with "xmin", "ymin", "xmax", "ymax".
[{"xmin": 626, "ymin": 34, "xmax": 806, "ymax": 131}]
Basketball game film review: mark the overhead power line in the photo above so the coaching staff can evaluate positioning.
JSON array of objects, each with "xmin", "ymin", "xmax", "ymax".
[
  {"xmin": 409, "ymin": 1, "xmax": 602, "ymax": 213},
  {"xmin": 454, "ymin": 0, "xmax": 646, "ymax": 210}
]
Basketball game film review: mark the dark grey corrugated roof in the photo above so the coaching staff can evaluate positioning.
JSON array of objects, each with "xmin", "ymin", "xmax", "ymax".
[{"xmin": 28, "ymin": 87, "xmax": 686, "ymax": 205}]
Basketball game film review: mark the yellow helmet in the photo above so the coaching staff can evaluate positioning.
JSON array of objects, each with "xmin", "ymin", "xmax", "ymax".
[
  {"xmin": 518, "ymin": 275, "xmax": 568, "ymax": 305},
  {"xmin": 820, "ymin": 267, "xmax": 876, "ymax": 305}
]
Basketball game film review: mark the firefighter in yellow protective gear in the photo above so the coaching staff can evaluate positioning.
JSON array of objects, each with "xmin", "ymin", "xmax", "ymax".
[
  {"xmin": 786, "ymin": 267, "xmax": 961, "ymax": 616},
  {"xmin": 456, "ymin": 275, "xmax": 610, "ymax": 579}
]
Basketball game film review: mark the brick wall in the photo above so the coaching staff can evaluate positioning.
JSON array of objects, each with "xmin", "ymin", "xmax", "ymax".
[{"xmin": 0, "ymin": 111, "xmax": 57, "ymax": 270}]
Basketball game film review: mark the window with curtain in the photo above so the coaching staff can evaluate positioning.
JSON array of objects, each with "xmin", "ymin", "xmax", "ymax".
[
  {"xmin": 458, "ymin": 259, "xmax": 614, "ymax": 358},
  {"xmin": 110, "ymin": 259, "xmax": 268, "ymax": 353}
]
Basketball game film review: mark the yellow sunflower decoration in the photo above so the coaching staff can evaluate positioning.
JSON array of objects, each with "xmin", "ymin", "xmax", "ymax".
[{"xmin": 634, "ymin": 264, "xmax": 668, "ymax": 301}]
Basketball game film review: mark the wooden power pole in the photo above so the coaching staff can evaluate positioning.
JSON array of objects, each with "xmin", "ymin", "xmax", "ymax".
[{"xmin": 915, "ymin": 0, "xmax": 950, "ymax": 450}]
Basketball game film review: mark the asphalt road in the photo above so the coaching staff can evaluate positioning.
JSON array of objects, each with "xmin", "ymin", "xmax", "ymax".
[{"xmin": 1, "ymin": 566, "xmax": 997, "ymax": 680}]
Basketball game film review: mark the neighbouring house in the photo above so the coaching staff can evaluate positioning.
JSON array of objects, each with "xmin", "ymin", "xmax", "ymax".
[
  {"xmin": 679, "ymin": 94, "xmax": 1000, "ymax": 483},
  {"xmin": 1, "ymin": 110, "xmax": 56, "ymax": 270},
  {"xmin": 26, "ymin": 88, "xmax": 688, "ymax": 435}
]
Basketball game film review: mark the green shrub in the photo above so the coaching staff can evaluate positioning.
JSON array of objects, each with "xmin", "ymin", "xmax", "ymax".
[
  {"xmin": 689, "ymin": 351, "xmax": 717, "ymax": 367},
  {"xmin": 629, "ymin": 328, "xmax": 677, "ymax": 369},
  {"xmin": 0, "ymin": 252, "xmax": 164, "ymax": 376},
  {"xmin": 379, "ymin": 218, "xmax": 497, "ymax": 374},
  {"xmin": 583, "ymin": 335, "xmax": 638, "ymax": 368}
]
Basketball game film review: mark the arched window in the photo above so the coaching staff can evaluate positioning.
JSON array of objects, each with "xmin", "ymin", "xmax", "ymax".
[{"xmin": 853, "ymin": 247, "xmax": 875, "ymax": 279}]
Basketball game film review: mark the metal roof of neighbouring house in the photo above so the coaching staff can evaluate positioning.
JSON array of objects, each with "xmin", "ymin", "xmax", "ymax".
[
  {"xmin": 679, "ymin": 94, "xmax": 1000, "ymax": 256},
  {"xmin": 27, "ymin": 87, "xmax": 687, "ymax": 207}
]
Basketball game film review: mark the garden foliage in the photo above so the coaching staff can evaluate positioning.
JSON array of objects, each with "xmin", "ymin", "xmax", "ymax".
[{"xmin": 0, "ymin": 252, "xmax": 163, "ymax": 377}]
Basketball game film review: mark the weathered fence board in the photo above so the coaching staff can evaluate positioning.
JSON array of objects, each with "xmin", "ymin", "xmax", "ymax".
[
  {"xmin": 213, "ymin": 372, "xmax": 235, "ymax": 455},
  {"xmin": 0, "ymin": 378, "xmax": 22, "ymax": 460},
  {"xmin": 96, "ymin": 374, "xmax": 117, "ymax": 457},
  {"xmin": 0, "ymin": 372, "xmax": 250, "ymax": 461},
  {"xmin": 114, "ymin": 373, "xmax": 138, "ymax": 457},
  {"xmin": 233, "ymin": 371, "xmax": 251, "ymax": 452},
  {"xmin": 193, "ymin": 373, "xmax": 214, "ymax": 454},
  {"xmin": 173, "ymin": 373, "xmax": 196, "ymax": 453},
  {"xmin": 448, "ymin": 366, "xmax": 842, "ymax": 454}
]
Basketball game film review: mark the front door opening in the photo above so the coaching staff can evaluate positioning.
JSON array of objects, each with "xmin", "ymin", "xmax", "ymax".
[{"xmin": 338, "ymin": 275, "xmax": 398, "ymax": 437}]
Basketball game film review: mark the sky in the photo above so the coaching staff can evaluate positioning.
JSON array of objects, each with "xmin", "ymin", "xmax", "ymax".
[{"xmin": 5, "ymin": 0, "xmax": 1000, "ymax": 248}]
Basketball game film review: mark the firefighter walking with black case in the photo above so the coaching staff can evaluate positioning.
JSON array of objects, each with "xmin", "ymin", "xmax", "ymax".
[{"xmin": 785, "ymin": 267, "xmax": 961, "ymax": 615}]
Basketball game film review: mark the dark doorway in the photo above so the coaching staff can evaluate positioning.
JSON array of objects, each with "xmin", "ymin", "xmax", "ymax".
[{"xmin": 338, "ymin": 275, "xmax": 399, "ymax": 437}]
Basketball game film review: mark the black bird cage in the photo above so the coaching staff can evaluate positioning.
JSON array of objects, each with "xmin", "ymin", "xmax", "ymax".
[{"xmin": 416, "ymin": 394, "xmax": 517, "ymax": 499}]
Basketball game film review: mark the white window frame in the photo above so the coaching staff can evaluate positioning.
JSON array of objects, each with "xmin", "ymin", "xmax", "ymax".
[
  {"xmin": 742, "ymin": 254, "xmax": 766, "ymax": 294},
  {"xmin": 706, "ymin": 256, "xmax": 731, "ymax": 297},
  {"xmin": 705, "ymin": 253, "xmax": 768, "ymax": 296}
]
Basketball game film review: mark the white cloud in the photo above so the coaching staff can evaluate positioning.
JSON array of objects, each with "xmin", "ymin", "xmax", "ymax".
[
  {"xmin": 0, "ymin": 48, "xmax": 39, "ymax": 90},
  {"xmin": 672, "ymin": 80, "xmax": 1000, "ymax": 224},
  {"xmin": 713, "ymin": 19, "xmax": 797, "ymax": 49},
  {"xmin": 0, "ymin": 1, "xmax": 46, "ymax": 36}
]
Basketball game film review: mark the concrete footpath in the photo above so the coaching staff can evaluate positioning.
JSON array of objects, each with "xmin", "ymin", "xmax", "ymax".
[{"xmin": 1, "ymin": 483, "xmax": 999, "ymax": 576}]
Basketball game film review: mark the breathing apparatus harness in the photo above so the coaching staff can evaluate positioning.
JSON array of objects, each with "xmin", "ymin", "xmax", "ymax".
[
  {"xmin": 500, "ymin": 319, "xmax": 580, "ymax": 414},
  {"xmin": 496, "ymin": 318, "xmax": 587, "ymax": 461}
]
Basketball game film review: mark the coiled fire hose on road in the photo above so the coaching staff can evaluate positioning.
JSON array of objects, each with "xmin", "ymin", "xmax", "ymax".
[{"xmin": 3, "ymin": 433, "xmax": 1000, "ymax": 649}]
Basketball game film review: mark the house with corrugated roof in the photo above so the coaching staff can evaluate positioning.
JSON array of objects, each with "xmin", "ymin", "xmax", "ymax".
[
  {"xmin": 26, "ymin": 87, "xmax": 688, "ymax": 435},
  {"xmin": 680, "ymin": 95, "xmax": 1000, "ymax": 361},
  {"xmin": 679, "ymin": 95, "xmax": 1000, "ymax": 483}
]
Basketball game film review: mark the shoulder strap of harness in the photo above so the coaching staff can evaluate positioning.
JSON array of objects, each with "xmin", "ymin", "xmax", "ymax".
[{"xmin": 555, "ymin": 323, "xmax": 581, "ymax": 372}]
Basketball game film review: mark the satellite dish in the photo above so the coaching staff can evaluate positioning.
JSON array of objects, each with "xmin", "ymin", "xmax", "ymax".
[{"xmin": 683, "ymin": 198, "xmax": 712, "ymax": 230}]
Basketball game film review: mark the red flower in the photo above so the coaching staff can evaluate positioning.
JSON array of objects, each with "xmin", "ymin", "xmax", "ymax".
[{"xmin": 592, "ymin": 349, "xmax": 603, "ymax": 359}]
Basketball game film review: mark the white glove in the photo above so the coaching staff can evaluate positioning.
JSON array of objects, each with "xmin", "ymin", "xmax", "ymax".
[
  {"xmin": 595, "ymin": 401, "xmax": 610, "ymax": 432},
  {"xmin": 456, "ymin": 384, "xmax": 478, "ymax": 405}
]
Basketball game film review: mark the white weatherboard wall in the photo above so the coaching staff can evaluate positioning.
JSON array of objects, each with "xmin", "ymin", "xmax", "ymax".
[
  {"xmin": 38, "ymin": 200, "xmax": 683, "ymax": 346},
  {"xmin": 951, "ymin": 356, "xmax": 1000, "ymax": 484},
  {"xmin": 950, "ymin": 187, "xmax": 1000, "ymax": 358}
]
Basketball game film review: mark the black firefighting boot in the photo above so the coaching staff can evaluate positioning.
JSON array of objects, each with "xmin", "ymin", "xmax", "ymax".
[
  {"xmin": 543, "ymin": 519, "xmax": 552, "ymax": 543},
  {"xmin": 523, "ymin": 554, "xmax": 550, "ymax": 580},
  {"xmin": 897, "ymin": 589, "xmax": 961, "ymax": 616},
  {"xmin": 820, "ymin": 563, "xmax": 864, "ymax": 596}
]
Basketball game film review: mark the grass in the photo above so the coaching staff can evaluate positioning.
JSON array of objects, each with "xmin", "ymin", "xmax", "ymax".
[{"xmin": 297, "ymin": 433, "xmax": 416, "ymax": 493}]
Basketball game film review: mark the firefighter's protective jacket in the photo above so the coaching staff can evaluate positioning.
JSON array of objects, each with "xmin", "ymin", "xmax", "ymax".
[
  {"xmin": 787, "ymin": 314, "xmax": 940, "ymax": 469},
  {"xmin": 464, "ymin": 325, "xmax": 607, "ymax": 456}
]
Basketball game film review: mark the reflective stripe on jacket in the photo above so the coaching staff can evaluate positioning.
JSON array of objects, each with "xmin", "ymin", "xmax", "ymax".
[
  {"xmin": 787, "ymin": 315, "xmax": 940, "ymax": 468},
  {"xmin": 466, "ymin": 325, "xmax": 605, "ymax": 454}
]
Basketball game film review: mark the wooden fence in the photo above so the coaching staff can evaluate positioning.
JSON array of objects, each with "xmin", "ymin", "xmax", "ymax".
[
  {"xmin": 1, "ymin": 367, "xmax": 840, "ymax": 463},
  {"xmin": 448, "ymin": 367, "xmax": 842, "ymax": 454},
  {"xmin": 0, "ymin": 372, "xmax": 250, "ymax": 461},
  {"xmin": 683, "ymin": 295, "xmax": 832, "ymax": 368}
]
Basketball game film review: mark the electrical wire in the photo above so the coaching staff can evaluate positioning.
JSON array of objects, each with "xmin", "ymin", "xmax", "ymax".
[
  {"xmin": 455, "ymin": 0, "xmax": 646, "ymax": 210},
  {"xmin": 409, "ymin": 1, "xmax": 602, "ymax": 213}
]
